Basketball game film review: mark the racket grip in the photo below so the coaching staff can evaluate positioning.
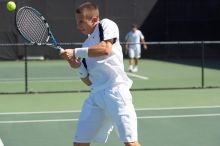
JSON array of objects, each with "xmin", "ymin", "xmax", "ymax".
[
  {"xmin": 56, "ymin": 46, "xmax": 64, "ymax": 53},
  {"xmin": 59, "ymin": 48, "xmax": 65, "ymax": 53}
]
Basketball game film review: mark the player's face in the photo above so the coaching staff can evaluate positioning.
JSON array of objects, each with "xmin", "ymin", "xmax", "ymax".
[
  {"xmin": 132, "ymin": 27, "xmax": 137, "ymax": 32},
  {"xmin": 75, "ymin": 13, "xmax": 97, "ymax": 35}
]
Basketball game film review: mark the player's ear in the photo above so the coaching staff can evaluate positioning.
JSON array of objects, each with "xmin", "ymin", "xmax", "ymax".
[{"xmin": 91, "ymin": 16, "xmax": 99, "ymax": 24}]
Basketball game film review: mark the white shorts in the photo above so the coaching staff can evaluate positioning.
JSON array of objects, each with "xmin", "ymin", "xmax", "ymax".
[
  {"xmin": 74, "ymin": 84, "xmax": 137, "ymax": 143},
  {"xmin": 128, "ymin": 47, "xmax": 141, "ymax": 59}
]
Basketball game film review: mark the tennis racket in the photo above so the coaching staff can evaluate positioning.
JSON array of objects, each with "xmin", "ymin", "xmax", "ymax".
[{"xmin": 16, "ymin": 6, "xmax": 64, "ymax": 52}]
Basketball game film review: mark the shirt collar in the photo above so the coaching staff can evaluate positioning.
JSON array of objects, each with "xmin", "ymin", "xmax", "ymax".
[{"xmin": 88, "ymin": 23, "xmax": 100, "ymax": 38}]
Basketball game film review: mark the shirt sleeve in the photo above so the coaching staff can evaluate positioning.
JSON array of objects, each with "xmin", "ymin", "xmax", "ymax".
[
  {"xmin": 101, "ymin": 19, "xmax": 119, "ymax": 41},
  {"xmin": 125, "ymin": 33, "xmax": 129, "ymax": 41},
  {"xmin": 139, "ymin": 30, "xmax": 145, "ymax": 40}
]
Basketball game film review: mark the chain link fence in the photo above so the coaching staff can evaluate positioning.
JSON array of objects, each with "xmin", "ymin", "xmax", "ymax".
[{"xmin": 0, "ymin": 41, "xmax": 220, "ymax": 94}]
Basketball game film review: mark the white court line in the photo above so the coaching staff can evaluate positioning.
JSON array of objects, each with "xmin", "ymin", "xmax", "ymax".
[
  {"xmin": 138, "ymin": 113, "xmax": 220, "ymax": 119},
  {"xmin": 0, "ymin": 110, "xmax": 80, "ymax": 115},
  {"xmin": 0, "ymin": 105, "xmax": 220, "ymax": 124},
  {"xmin": 0, "ymin": 78, "xmax": 80, "ymax": 83},
  {"xmin": 1, "ymin": 105, "xmax": 220, "ymax": 115},
  {"xmin": 135, "ymin": 105, "xmax": 220, "ymax": 111},
  {"xmin": 0, "ymin": 118, "xmax": 77, "ymax": 124},
  {"xmin": 126, "ymin": 72, "xmax": 149, "ymax": 80},
  {"xmin": 1, "ymin": 113, "xmax": 220, "ymax": 124},
  {"xmin": 0, "ymin": 76, "xmax": 79, "ymax": 81}
]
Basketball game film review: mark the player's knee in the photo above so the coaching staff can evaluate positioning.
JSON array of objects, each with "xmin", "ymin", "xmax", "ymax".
[
  {"xmin": 124, "ymin": 141, "xmax": 141, "ymax": 146},
  {"xmin": 73, "ymin": 142, "xmax": 90, "ymax": 146}
]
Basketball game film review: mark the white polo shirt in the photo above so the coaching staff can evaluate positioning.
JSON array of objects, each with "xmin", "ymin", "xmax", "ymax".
[
  {"xmin": 125, "ymin": 30, "xmax": 145, "ymax": 50},
  {"xmin": 82, "ymin": 18, "xmax": 132, "ymax": 92}
]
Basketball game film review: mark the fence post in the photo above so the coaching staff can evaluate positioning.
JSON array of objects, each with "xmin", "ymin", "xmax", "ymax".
[
  {"xmin": 24, "ymin": 44, "xmax": 28, "ymax": 93},
  {"xmin": 201, "ymin": 41, "xmax": 205, "ymax": 88}
]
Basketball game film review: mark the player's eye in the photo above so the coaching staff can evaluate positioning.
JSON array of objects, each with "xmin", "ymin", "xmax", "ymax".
[{"xmin": 78, "ymin": 20, "xmax": 84, "ymax": 24}]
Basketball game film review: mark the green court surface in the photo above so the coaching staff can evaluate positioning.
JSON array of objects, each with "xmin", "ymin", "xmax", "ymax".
[
  {"xmin": 1, "ymin": 88, "xmax": 220, "ymax": 146},
  {"xmin": 0, "ymin": 59, "xmax": 220, "ymax": 93}
]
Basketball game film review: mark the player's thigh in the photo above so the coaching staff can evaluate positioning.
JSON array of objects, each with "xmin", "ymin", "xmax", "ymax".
[
  {"xmin": 94, "ymin": 114, "xmax": 114, "ymax": 143},
  {"xmin": 74, "ymin": 98, "xmax": 105, "ymax": 143},
  {"xmin": 134, "ymin": 47, "xmax": 141, "ymax": 59},
  {"xmin": 128, "ymin": 48, "xmax": 135, "ymax": 58},
  {"xmin": 104, "ymin": 85, "xmax": 138, "ymax": 142}
]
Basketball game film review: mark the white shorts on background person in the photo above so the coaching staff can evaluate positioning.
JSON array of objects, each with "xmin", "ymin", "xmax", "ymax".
[
  {"xmin": 125, "ymin": 29, "xmax": 145, "ymax": 59},
  {"xmin": 74, "ymin": 84, "xmax": 138, "ymax": 143},
  {"xmin": 128, "ymin": 46, "xmax": 141, "ymax": 59}
]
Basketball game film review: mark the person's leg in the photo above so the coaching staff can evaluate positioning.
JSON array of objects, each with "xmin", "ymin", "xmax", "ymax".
[
  {"xmin": 132, "ymin": 58, "xmax": 138, "ymax": 72},
  {"xmin": 74, "ymin": 91, "xmax": 115, "ymax": 145},
  {"xmin": 93, "ymin": 114, "xmax": 114, "ymax": 143},
  {"xmin": 74, "ymin": 96, "xmax": 104, "ymax": 144},
  {"xmin": 128, "ymin": 48, "xmax": 135, "ymax": 72},
  {"xmin": 104, "ymin": 85, "xmax": 141, "ymax": 145},
  {"xmin": 134, "ymin": 58, "xmax": 138, "ymax": 66},
  {"xmin": 73, "ymin": 142, "xmax": 90, "ymax": 146},
  {"xmin": 128, "ymin": 58, "xmax": 134, "ymax": 72},
  {"xmin": 133, "ymin": 47, "xmax": 141, "ymax": 72},
  {"xmin": 0, "ymin": 138, "xmax": 4, "ymax": 146},
  {"xmin": 124, "ymin": 142, "xmax": 141, "ymax": 146}
]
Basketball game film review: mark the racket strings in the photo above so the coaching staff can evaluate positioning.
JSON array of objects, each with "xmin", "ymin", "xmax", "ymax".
[
  {"xmin": 16, "ymin": 8, "xmax": 49, "ymax": 44},
  {"xmin": 27, "ymin": 10, "xmax": 47, "ymax": 42}
]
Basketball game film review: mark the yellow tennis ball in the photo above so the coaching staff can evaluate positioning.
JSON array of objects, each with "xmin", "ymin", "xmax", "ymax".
[{"xmin": 6, "ymin": 1, "xmax": 16, "ymax": 12}]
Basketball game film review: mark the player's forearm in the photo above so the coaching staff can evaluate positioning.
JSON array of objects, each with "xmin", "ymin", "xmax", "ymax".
[
  {"xmin": 88, "ymin": 41, "xmax": 112, "ymax": 57},
  {"xmin": 140, "ymin": 39, "xmax": 147, "ymax": 48},
  {"xmin": 140, "ymin": 39, "xmax": 146, "ymax": 44},
  {"xmin": 124, "ymin": 43, "xmax": 128, "ymax": 49},
  {"xmin": 80, "ymin": 76, "xmax": 92, "ymax": 86},
  {"xmin": 63, "ymin": 40, "xmax": 113, "ymax": 60}
]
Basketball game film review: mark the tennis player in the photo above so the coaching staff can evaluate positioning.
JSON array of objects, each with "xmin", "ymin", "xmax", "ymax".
[
  {"xmin": 0, "ymin": 138, "xmax": 4, "ymax": 146},
  {"xmin": 60, "ymin": 2, "xmax": 141, "ymax": 146},
  {"xmin": 125, "ymin": 24, "xmax": 147, "ymax": 72}
]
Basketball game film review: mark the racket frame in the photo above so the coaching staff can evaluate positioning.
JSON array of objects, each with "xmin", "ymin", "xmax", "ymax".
[{"xmin": 16, "ymin": 6, "xmax": 63, "ymax": 51}]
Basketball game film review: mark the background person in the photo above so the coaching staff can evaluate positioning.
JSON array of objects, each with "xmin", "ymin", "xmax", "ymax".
[{"xmin": 125, "ymin": 24, "xmax": 147, "ymax": 72}]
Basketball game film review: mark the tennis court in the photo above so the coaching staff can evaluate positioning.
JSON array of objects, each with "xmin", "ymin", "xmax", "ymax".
[
  {"xmin": 1, "ymin": 88, "xmax": 220, "ymax": 146},
  {"xmin": 1, "ymin": 1, "xmax": 220, "ymax": 145},
  {"xmin": 0, "ymin": 56, "xmax": 220, "ymax": 146},
  {"xmin": 1, "ymin": 57, "xmax": 220, "ymax": 93}
]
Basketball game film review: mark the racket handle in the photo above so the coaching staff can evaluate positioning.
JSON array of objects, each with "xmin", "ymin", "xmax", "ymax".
[
  {"xmin": 59, "ymin": 48, "xmax": 65, "ymax": 53},
  {"xmin": 56, "ymin": 46, "xmax": 65, "ymax": 53}
]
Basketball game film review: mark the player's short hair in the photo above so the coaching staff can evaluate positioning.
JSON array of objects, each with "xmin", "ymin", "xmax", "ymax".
[
  {"xmin": 131, "ymin": 24, "xmax": 138, "ymax": 29},
  {"xmin": 76, "ymin": 2, "xmax": 99, "ymax": 19}
]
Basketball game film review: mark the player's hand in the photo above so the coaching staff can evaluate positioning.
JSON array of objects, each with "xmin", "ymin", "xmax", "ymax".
[
  {"xmin": 67, "ymin": 57, "xmax": 81, "ymax": 68},
  {"xmin": 60, "ymin": 49, "xmax": 80, "ymax": 68},
  {"xmin": 143, "ymin": 44, "xmax": 148, "ymax": 50},
  {"xmin": 124, "ymin": 44, "xmax": 128, "ymax": 50},
  {"xmin": 60, "ymin": 49, "xmax": 75, "ymax": 60},
  {"xmin": 59, "ymin": 49, "xmax": 68, "ymax": 60}
]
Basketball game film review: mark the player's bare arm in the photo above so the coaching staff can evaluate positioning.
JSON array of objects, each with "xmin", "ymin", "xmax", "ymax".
[
  {"xmin": 60, "ymin": 38, "xmax": 115, "ymax": 87},
  {"xmin": 67, "ymin": 59, "xmax": 91, "ymax": 86},
  {"xmin": 80, "ymin": 76, "xmax": 92, "ymax": 86},
  {"xmin": 140, "ymin": 38, "xmax": 147, "ymax": 49},
  {"xmin": 60, "ymin": 52, "xmax": 92, "ymax": 86},
  {"xmin": 63, "ymin": 39, "xmax": 114, "ymax": 59},
  {"xmin": 67, "ymin": 57, "xmax": 81, "ymax": 68},
  {"xmin": 88, "ymin": 39, "xmax": 114, "ymax": 57}
]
